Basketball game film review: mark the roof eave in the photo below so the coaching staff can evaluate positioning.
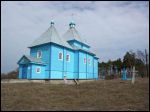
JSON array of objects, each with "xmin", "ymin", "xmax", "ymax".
[
  {"xmin": 28, "ymin": 42, "xmax": 51, "ymax": 48},
  {"xmin": 30, "ymin": 62, "xmax": 46, "ymax": 65},
  {"xmin": 94, "ymin": 57, "xmax": 99, "ymax": 59},
  {"xmin": 67, "ymin": 39, "xmax": 90, "ymax": 48},
  {"xmin": 17, "ymin": 55, "xmax": 29, "ymax": 64},
  {"xmin": 51, "ymin": 42, "xmax": 74, "ymax": 51},
  {"xmin": 77, "ymin": 49, "xmax": 95, "ymax": 56},
  {"xmin": 28, "ymin": 42, "xmax": 74, "ymax": 51}
]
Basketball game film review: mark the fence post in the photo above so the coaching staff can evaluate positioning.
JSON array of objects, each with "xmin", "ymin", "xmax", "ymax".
[
  {"xmin": 122, "ymin": 67, "xmax": 127, "ymax": 80},
  {"xmin": 132, "ymin": 66, "xmax": 135, "ymax": 84}
]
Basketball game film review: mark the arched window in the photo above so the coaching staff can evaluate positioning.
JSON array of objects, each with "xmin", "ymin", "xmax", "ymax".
[
  {"xmin": 66, "ymin": 54, "xmax": 70, "ymax": 62},
  {"xmin": 84, "ymin": 58, "xmax": 86, "ymax": 64},
  {"xmin": 58, "ymin": 52, "xmax": 63, "ymax": 60},
  {"xmin": 36, "ymin": 67, "xmax": 41, "ymax": 73},
  {"xmin": 37, "ymin": 50, "xmax": 42, "ymax": 58},
  {"xmin": 88, "ymin": 59, "xmax": 91, "ymax": 65}
]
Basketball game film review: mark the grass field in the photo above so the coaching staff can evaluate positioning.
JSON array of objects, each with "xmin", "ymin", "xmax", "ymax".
[{"xmin": 1, "ymin": 78, "xmax": 149, "ymax": 111}]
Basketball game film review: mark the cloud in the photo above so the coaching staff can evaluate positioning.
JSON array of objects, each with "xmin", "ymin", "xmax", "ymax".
[{"xmin": 1, "ymin": 1, "xmax": 149, "ymax": 73}]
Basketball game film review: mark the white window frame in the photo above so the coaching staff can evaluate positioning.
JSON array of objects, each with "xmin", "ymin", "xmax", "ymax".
[
  {"xmin": 37, "ymin": 50, "xmax": 42, "ymax": 59},
  {"xmin": 36, "ymin": 67, "xmax": 41, "ymax": 73},
  {"xmin": 84, "ymin": 58, "xmax": 86, "ymax": 64},
  {"xmin": 58, "ymin": 52, "xmax": 63, "ymax": 60},
  {"xmin": 66, "ymin": 54, "xmax": 70, "ymax": 62}
]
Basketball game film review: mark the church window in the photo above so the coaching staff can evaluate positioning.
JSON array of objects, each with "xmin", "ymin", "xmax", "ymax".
[
  {"xmin": 36, "ymin": 67, "xmax": 41, "ymax": 73},
  {"xmin": 66, "ymin": 54, "xmax": 70, "ymax": 62},
  {"xmin": 37, "ymin": 50, "xmax": 42, "ymax": 58},
  {"xmin": 88, "ymin": 59, "xmax": 91, "ymax": 65},
  {"xmin": 58, "ymin": 52, "xmax": 63, "ymax": 60},
  {"xmin": 84, "ymin": 58, "xmax": 86, "ymax": 64}
]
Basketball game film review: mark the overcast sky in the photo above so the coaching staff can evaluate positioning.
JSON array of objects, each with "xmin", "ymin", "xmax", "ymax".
[{"xmin": 1, "ymin": 1, "xmax": 149, "ymax": 73}]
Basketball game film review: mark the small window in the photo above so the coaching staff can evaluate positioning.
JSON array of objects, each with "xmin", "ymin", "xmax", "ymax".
[
  {"xmin": 36, "ymin": 67, "xmax": 41, "ymax": 73},
  {"xmin": 84, "ymin": 58, "xmax": 86, "ymax": 64},
  {"xmin": 66, "ymin": 54, "xmax": 70, "ymax": 62},
  {"xmin": 58, "ymin": 52, "xmax": 63, "ymax": 60},
  {"xmin": 37, "ymin": 51, "xmax": 42, "ymax": 58},
  {"xmin": 88, "ymin": 59, "xmax": 91, "ymax": 65}
]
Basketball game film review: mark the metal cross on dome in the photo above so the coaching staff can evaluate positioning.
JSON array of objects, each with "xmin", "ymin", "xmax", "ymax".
[
  {"xmin": 71, "ymin": 13, "xmax": 76, "ymax": 23},
  {"xmin": 51, "ymin": 15, "xmax": 54, "ymax": 20},
  {"xmin": 71, "ymin": 13, "xmax": 74, "ymax": 20}
]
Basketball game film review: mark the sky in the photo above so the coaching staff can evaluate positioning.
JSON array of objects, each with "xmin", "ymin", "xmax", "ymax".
[{"xmin": 1, "ymin": 1, "xmax": 149, "ymax": 73}]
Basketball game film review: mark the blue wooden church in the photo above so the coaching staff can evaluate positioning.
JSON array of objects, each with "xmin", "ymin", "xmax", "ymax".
[{"xmin": 18, "ymin": 20, "xmax": 99, "ymax": 80}]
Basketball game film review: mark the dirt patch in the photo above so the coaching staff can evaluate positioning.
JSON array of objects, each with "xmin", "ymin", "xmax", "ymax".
[{"xmin": 1, "ymin": 77, "xmax": 149, "ymax": 111}]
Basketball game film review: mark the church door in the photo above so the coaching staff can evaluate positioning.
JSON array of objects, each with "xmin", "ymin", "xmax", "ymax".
[{"xmin": 22, "ymin": 65, "xmax": 28, "ymax": 79}]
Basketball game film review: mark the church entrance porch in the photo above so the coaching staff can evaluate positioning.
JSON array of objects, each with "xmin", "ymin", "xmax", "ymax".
[{"xmin": 22, "ymin": 65, "xmax": 28, "ymax": 79}]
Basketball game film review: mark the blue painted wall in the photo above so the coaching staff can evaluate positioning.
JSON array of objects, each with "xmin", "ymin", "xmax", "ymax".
[
  {"xmin": 50, "ymin": 44, "xmax": 75, "ymax": 79},
  {"xmin": 74, "ymin": 51, "xmax": 79, "ymax": 79},
  {"xmin": 18, "ymin": 64, "xmax": 46, "ymax": 79},
  {"xmin": 87, "ymin": 54, "xmax": 94, "ymax": 79},
  {"xmin": 50, "ymin": 44, "xmax": 63, "ymax": 79},
  {"xmin": 19, "ymin": 41, "xmax": 98, "ymax": 80},
  {"xmin": 78, "ymin": 51, "xmax": 87, "ymax": 79},
  {"xmin": 65, "ymin": 49, "xmax": 75, "ymax": 79},
  {"xmin": 30, "ymin": 43, "xmax": 50, "ymax": 79},
  {"xmin": 30, "ymin": 64, "xmax": 46, "ymax": 79}
]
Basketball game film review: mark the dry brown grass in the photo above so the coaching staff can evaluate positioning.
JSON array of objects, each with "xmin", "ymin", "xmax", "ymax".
[{"xmin": 1, "ymin": 77, "xmax": 149, "ymax": 111}]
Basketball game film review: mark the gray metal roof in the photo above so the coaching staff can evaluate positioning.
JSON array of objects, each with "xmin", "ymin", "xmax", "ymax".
[
  {"xmin": 29, "ymin": 23, "xmax": 72, "ymax": 49},
  {"xmin": 63, "ymin": 23, "xmax": 88, "ymax": 45},
  {"xmin": 18, "ymin": 55, "xmax": 46, "ymax": 65},
  {"xmin": 25, "ymin": 55, "xmax": 45, "ymax": 64},
  {"xmin": 71, "ymin": 45, "xmax": 95, "ymax": 55},
  {"xmin": 28, "ymin": 21, "xmax": 98, "ymax": 58}
]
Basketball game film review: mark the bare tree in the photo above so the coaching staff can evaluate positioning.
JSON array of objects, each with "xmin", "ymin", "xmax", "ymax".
[
  {"xmin": 136, "ymin": 49, "xmax": 149, "ymax": 77},
  {"xmin": 145, "ymin": 49, "xmax": 149, "ymax": 77}
]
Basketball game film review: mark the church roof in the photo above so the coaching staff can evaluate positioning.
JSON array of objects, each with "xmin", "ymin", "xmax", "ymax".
[
  {"xmin": 29, "ymin": 21, "xmax": 72, "ymax": 49},
  {"xmin": 25, "ymin": 55, "xmax": 45, "ymax": 64},
  {"xmin": 72, "ymin": 45, "xmax": 95, "ymax": 55},
  {"xmin": 18, "ymin": 55, "xmax": 46, "ymax": 65},
  {"xmin": 63, "ymin": 21, "xmax": 88, "ymax": 46},
  {"xmin": 28, "ymin": 21, "xmax": 98, "ymax": 59}
]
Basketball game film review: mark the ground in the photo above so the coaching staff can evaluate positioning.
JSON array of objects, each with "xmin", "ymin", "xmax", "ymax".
[{"xmin": 1, "ymin": 77, "xmax": 149, "ymax": 111}]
